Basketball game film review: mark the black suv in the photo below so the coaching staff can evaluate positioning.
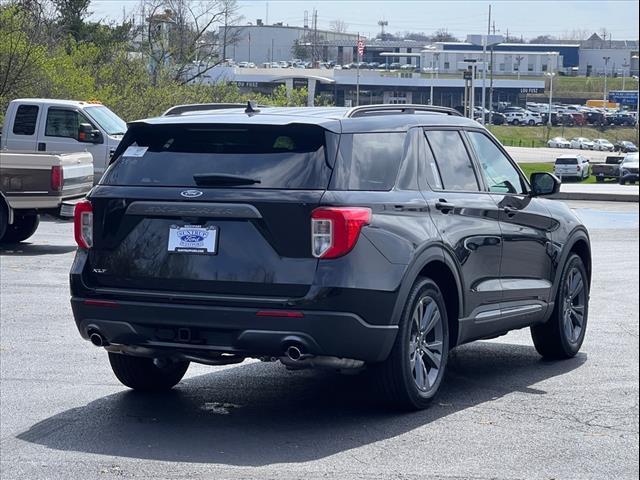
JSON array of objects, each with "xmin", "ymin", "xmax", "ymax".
[{"xmin": 70, "ymin": 104, "xmax": 591, "ymax": 409}]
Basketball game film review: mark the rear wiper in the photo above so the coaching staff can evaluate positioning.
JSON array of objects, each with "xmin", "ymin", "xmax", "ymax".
[{"xmin": 193, "ymin": 173, "xmax": 261, "ymax": 186}]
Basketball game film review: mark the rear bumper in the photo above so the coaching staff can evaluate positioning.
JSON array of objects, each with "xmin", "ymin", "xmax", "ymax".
[{"xmin": 71, "ymin": 297, "xmax": 397, "ymax": 362}]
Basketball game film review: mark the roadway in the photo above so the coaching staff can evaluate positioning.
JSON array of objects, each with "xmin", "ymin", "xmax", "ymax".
[{"xmin": 1, "ymin": 201, "xmax": 638, "ymax": 480}]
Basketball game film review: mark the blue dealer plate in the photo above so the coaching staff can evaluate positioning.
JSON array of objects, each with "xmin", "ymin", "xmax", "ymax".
[{"xmin": 167, "ymin": 225, "xmax": 218, "ymax": 254}]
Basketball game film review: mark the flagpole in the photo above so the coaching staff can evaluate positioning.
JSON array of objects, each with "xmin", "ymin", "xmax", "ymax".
[{"xmin": 356, "ymin": 33, "xmax": 361, "ymax": 106}]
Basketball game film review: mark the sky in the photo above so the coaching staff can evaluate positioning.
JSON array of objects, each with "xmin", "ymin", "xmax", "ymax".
[{"xmin": 90, "ymin": 0, "xmax": 640, "ymax": 41}]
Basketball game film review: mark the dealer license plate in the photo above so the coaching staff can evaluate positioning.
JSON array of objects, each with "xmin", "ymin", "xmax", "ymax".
[{"xmin": 167, "ymin": 225, "xmax": 218, "ymax": 254}]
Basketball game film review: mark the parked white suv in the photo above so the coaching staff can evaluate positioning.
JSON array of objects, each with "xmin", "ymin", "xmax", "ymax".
[
  {"xmin": 554, "ymin": 154, "xmax": 590, "ymax": 181},
  {"xmin": 504, "ymin": 111, "xmax": 543, "ymax": 126}
]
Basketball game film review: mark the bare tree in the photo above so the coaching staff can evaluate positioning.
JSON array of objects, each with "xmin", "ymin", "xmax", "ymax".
[
  {"xmin": 329, "ymin": 19, "xmax": 348, "ymax": 33},
  {"xmin": 559, "ymin": 29, "xmax": 591, "ymax": 41},
  {"xmin": 0, "ymin": 0, "xmax": 52, "ymax": 101},
  {"xmin": 138, "ymin": 0, "xmax": 242, "ymax": 85}
]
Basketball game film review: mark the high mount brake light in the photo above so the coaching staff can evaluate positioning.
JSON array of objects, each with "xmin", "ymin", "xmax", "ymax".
[
  {"xmin": 311, "ymin": 207, "xmax": 371, "ymax": 259},
  {"xmin": 74, "ymin": 200, "xmax": 93, "ymax": 249}
]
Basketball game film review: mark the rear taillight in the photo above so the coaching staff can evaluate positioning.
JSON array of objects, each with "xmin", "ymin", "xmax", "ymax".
[
  {"xmin": 51, "ymin": 165, "xmax": 63, "ymax": 192},
  {"xmin": 74, "ymin": 200, "xmax": 93, "ymax": 249},
  {"xmin": 311, "ymin": 207, "xmax": 371, "ymax": 259}
]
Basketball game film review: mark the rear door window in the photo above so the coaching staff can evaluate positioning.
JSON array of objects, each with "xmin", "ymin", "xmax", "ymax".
[
  {"xmin": 424, "ymin": 130, "xmax": 480, "ymax": 191},
  {"xmin": 12, "ymin": 105, "xmax": 39, "ymax": 135},
  {"xmin": 103, "ymin": 124, "xmax": 332, "ymax": 189},
  {"xmin": 330, "ymin": 132, "xmax": 406, "ymax": 191}
]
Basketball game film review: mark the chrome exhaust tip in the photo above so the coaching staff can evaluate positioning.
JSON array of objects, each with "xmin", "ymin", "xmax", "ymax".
[
  {"xmin": 285, "ymin": 345, "xmax": 303, "ymax": 361},
  {"xmin": 89, "ymin": 332, "xmax": 106, "ymax": 347}
]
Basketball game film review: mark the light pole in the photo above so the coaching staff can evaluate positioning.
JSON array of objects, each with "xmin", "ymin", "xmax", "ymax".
[
  {"xmin": 429, "ymin": 52, "xmax": 440, "ymax": 105},
  {"xmin": 546, "ymin": 71, "xmax": 556, "ymax": 128},
  {"xmin": 622, "ymin": 61, "xmax": 630, "ymax": 90},
  {"xmin": 603, "ymin": 56, "xmax": 611, "ymax": 102},
  {"xmin": 515, "ymin": 55, "xmax": 524, "ymax": 80}
]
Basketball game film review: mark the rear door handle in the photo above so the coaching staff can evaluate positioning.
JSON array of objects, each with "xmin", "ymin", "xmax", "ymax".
[
  {"xmin": 435, "ymin": 200, "xmax": 455, "ymax": 213},
  {"xmin": 393, "ymin": 200, "xmax": 427, "ymax": 212}
]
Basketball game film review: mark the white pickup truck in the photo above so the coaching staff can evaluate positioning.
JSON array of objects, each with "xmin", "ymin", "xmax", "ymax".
[
  {"xmin": 0, "ymin": 150, "xmax": 93, "ymax": 243},
  {"xmin": 1, "ymin": 98, "xmax": 126, "ymax": 179}
]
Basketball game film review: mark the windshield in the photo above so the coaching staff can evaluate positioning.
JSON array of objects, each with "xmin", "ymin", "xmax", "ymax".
[
  {"xmin": 623, "ymin": 154, "xmax": 639, "ymax": 165},
  {"xmin": 84, "ymin": 105, "xmax": 127, "ymax": 135}
]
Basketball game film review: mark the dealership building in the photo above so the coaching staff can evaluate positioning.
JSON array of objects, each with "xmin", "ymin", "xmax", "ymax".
[{"xmin": 195, "ymin": 66, "xmax": 544, "ymax": 108}]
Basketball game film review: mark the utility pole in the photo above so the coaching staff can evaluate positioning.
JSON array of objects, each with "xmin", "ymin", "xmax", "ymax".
[{"xmin": 480, "ymin": 4, "xmax": 491, "ymax": 124}]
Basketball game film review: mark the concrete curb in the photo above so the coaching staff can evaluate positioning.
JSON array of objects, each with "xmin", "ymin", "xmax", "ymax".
[{"xmin": 550, "ymin": 192, "xmax": 639, "ymax": 202}]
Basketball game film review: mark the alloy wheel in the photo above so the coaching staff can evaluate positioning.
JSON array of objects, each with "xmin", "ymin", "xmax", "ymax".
[
  {"xmin": 409, "ymin": 296, "xmax": 444, "ymax": 392},
  {"xmin": 562, "ymin": 267, "xmax": 586, "ymax": 344}
]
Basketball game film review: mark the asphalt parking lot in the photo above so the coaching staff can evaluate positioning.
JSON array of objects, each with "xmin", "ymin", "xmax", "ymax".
[{"xmin": 1, "ymin": 201, "xmax": 638, "ymax": 480}]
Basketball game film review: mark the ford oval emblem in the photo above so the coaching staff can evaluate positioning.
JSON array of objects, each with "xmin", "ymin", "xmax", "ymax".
[{"xmin": 180, "ymin": 189, "xmax": 203, "ymax": 198}]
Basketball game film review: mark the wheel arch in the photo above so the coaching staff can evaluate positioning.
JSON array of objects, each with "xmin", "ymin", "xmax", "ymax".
[
  {"xmin": 391, "ymin": 245, "xmax": 464, "ymax": 348},
  {"xmin": 551, "ymin": 228, "xmax": 592, "ymax": 303}
]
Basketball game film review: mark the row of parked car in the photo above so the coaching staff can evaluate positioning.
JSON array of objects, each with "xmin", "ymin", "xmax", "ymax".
[
  {"xmin": 554, "ymin": 152, "xmax": 639, "ymax": 184},
  {"xmin": 547, "ymin": 136, "xmax": 638, "ymax": 152},
  {"xmin": 526, "ymin": 102, "xmax": 638, "ymax": 127}
]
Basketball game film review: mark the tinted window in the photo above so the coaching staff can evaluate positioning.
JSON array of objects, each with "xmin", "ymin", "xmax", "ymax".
[
  {"xmin": 103, "ymin": 124, "xmax": 331, "ymax": 189},
  {"xmin": 556, "ymin": 158, "xmax": 578, "ymax": 165},
  {"xmin": 425, "ymin": 130, "xmax": 479, "ymax": 191},
  {"xmin": 330, "ymin": 132, "xmax": 405, "ymax": 191},
  {"xmin": 12, "ymin": 105, "xmax": 39, "ymax": 135},
  {"xmin": 467, "ymin": 131, "xmax": 525, "ymax": 194},
  {"xmin": 45, "ymin": 108, "xmax": 91, "ymax": 139}
]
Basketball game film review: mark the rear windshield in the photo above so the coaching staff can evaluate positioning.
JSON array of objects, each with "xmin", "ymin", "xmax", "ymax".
[
  {"xmin": 556, "ymin": 158, "xmax": 578, "ymax": 165},
  {"xmin": 102, "ymin": 124, "xmax": 332, "ymax": 189}
]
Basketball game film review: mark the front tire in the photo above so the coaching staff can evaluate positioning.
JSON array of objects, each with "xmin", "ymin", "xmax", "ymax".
[
  {"xmin": 108, "ymin": 352, "xmax": 189, "ymax": 391},
  {"xmin": 531, "ymin": 254, "xmax": 588, "ymax": 359},
  {"xmin": 0, "ymin": 213, "xmax": 39, "ymax": 243},
  {"xmin": 375, "ymin": 278, "xmax": 449, "ymax": 410}
]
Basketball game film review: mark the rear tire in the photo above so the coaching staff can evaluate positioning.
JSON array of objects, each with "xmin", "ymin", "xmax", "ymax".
[
  {"xmin": 0, "ymin": 213, "xmax": 39, "ymax": 243},
  {"xmin": 596, "ymin": 176, "xmax": 604, "ymax": 183},
  {"xmin": 531, "ymin": 254, "xmax": 588, "ymax": 359},
  {"xmin": 108, "ymin": 352, "xmax": 189, "ymax": 391},
  {"xmin": 374, "ymin": 278, "xmax": 449, "ymax": 410},
  {"xmin": 619, "ymin": 177, "xmax": 626, "ymax": 185}
]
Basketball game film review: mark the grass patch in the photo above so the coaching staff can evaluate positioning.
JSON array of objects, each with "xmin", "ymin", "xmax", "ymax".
[
  {"xmin": 490, "ymin": 125, "xmax": 639, "ymax": 148},
  {"xmin": 518, "ymin": 162, "xmax": 597, "ymax": 184}
]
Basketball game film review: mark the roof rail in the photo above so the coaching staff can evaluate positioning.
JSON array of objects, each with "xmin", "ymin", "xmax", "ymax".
[
  {"xmin": 345, "ymin": 104, "xmax": 462, "ymax": 118},
  {"xmin": 162, "ymin": 103, "xmax": 265, "ymax": 116}
]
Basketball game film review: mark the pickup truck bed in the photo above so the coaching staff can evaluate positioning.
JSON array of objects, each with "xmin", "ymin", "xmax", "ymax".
[
  {"xmin": 591, "ymin": 155, "xmax": 624, "ymax": 182},
  {"xmin": 0, "ymin": 151, "xmax": 93, "ymax": 242}
]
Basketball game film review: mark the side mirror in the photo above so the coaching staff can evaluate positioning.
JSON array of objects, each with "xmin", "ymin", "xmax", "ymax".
[
  {"xmin": 530, "ymin": 172, "xmax": 561, "ymax": 197},
  {"xmin": 78, "ymin": 123, "xmax": 103, "ymax": 144}
]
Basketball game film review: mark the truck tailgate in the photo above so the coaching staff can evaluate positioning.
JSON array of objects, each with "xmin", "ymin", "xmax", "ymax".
[{"xmin": 59, "ymin": 152, "xmax": 94, "ymax": 198}]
